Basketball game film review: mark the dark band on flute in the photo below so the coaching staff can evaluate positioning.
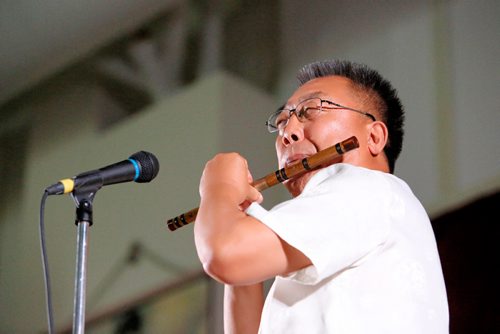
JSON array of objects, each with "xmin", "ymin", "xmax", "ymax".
[
  {"xmin": 280, "ymin": 168, "xmax": 288, "ymax": 181},
  {"xmin": 301, "ymin": 158, "xmax": 312, "ymax": 170},
  {"xmin": 180, "ymin": 214, "xmax": 187, "ymax": 225},
  {"xmin": 275, "ymin": 169, "xmax": 289, "ymax": 183},
  {"xmin": 172, "ymin": 214, "xmax": 186, "ymax": 229},
  {"xmin": 335, "ymin": 143, "xmax": 343, "ymax": 155}
]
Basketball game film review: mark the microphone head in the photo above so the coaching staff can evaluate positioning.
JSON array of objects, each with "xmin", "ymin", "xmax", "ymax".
[{"xmin": 129, "ymin": 151, "xmax": 160, "ymax": 183}]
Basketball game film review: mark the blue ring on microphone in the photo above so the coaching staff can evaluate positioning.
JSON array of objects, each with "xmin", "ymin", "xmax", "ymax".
[{"xmin": 128, "ymin": 158, "xmax": 140, "ymax": 181}]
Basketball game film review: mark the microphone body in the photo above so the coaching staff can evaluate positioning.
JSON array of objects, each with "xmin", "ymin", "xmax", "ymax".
[{"xmin": 45, "ymin": 151, "xmax": 159, "ymax": 195}]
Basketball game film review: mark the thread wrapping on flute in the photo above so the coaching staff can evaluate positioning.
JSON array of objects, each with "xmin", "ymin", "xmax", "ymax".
[
  {"xmin": 301, "ymin": 158, "xmax": 312, "ymax": 170},
  {"xmin": 335, "ymin": 143, "xmax": 343, "ymax": 154}
]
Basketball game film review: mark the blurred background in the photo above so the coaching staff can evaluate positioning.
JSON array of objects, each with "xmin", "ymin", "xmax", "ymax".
[{"xmin": 0, "ymin": 0, "xmax": 498, "ymax": 333}]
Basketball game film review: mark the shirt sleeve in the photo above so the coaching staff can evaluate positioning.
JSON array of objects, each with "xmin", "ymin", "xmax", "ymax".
[{"xmin": 246, "ymin": 165, "xmax": 392, "ymax": 284}]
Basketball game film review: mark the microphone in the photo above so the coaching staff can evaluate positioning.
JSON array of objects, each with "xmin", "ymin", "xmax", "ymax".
[{"xmin": 45, "ymin": 151, "xmax": 160, "ymax": 195}]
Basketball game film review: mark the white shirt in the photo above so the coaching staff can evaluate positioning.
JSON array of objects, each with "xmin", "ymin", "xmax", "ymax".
[{"xmin": 247, "ymin": 164, "xmax": 449, "ymax": 333}]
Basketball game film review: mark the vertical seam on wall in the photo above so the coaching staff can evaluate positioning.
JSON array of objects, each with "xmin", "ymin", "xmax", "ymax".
[{"xmin": 431, "ymin": 0, "xmax": 456, "ymax": 196}]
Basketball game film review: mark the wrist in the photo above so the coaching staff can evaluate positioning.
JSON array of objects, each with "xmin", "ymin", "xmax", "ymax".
[{"xmin": 200, "ymin": 183, "xmax": 244, "ymax": 206}]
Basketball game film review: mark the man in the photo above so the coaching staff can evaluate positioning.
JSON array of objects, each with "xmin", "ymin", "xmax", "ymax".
[{"xmin": 194, "ymin": 60, "xmax": 449, "ymax": 333}]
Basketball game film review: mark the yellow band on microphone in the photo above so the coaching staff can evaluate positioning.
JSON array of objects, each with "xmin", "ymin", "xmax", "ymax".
[{"xmin": 60, "ymin": 178, "xmax": 75, "ymax": 194}]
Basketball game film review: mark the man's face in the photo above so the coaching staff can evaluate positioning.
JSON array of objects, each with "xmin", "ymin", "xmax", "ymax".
[{"xmin": 275, "ymin": 75, "xmax": 374, "ymax": 196}]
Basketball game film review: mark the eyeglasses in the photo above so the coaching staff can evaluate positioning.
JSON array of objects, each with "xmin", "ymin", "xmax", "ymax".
[{"xmin": 266, "ymin": 97, "xmax": 376, "ymax": 134}]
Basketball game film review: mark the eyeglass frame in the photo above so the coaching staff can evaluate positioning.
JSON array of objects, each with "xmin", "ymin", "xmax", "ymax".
[{"xmin": 266, "ymin": 97, "xmax": 376, "ymax": 134}]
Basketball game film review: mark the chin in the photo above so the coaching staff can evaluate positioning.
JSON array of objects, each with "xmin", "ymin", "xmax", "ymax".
[{"xmin": 284, "ymin": 172, "xmax": 315, "ymax": 197}]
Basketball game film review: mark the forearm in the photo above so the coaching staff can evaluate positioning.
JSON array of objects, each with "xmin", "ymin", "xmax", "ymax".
[
  {"xmin": 224, "ymin": 283, "xmax": 264, "ymax": 334},
  {"xmin": 194, "ymin": 192, "xmax": 247, "ymax": 278},
  {"xmin": 195, "ymin": 153, "xmax": 262, "ymax": 259},
  {"xmin": 196, "ymin": 192, "xmax": 244, "ymax": 245},
  {"xmin": 195, "ymin": 191, "xmax": 303, "ymax": 285},
  {"xmin": 194, "ymin": 153, "xmax": 290, "ymax": 285}
]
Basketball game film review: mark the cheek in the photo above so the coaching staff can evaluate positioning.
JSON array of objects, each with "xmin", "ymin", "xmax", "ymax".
[
  {"xmin": 306, "ymin": 121, "xmax": 346, "ymax": 147},
  {"xmin": 307, "ymin": 116, "xmax": 367, "ymax": 149},
  {"xmin": 275, "ymin": 137, "xmax": 285, "ymax": 166}
]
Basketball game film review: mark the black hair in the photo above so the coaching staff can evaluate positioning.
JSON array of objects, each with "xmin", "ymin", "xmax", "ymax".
[{"xmin": 297, "ymin": 60, "xmax": 405, "ymax": 173}]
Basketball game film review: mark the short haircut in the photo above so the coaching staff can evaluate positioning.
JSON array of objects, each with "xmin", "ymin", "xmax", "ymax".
[{"xmin": 297, "ymin": 60, "xmax": 405, "ymax": 173}]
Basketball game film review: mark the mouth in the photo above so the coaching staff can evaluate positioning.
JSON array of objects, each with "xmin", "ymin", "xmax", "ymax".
[{"xmin": 285, "ymin": 154, "xmax": 311, "ymax": 167}]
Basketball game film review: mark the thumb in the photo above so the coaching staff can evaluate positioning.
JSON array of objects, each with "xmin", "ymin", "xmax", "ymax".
[
  {"xmin": 247, "ymin": 185, "xmax": 263, "ymax": 204},
  {"xmin": 245, "ymin": 168, "xmax": 262, "ymax": 203}
]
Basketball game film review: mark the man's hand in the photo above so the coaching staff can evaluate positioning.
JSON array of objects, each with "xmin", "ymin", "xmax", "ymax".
[{"xmin": 199, "ymin": 153, "xmax": 263, "ymax": 207}]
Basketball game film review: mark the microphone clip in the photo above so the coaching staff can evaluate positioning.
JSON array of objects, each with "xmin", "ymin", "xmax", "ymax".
[
  {"xmin": 75, "ymin": 198, "xmax": 93, "ymax": 226},
  {"xmin": 70, "ymin": 175, "xmax": 102, "ymax": 226}
]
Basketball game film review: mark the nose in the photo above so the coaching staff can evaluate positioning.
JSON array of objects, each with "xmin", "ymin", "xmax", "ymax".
[{"xmin": 280, "ymin": 114, "xmax": 304, "ymax": 146}]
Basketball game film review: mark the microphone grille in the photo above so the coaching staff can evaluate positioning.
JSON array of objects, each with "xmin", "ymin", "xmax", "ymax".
[{"xmin": 129, "ymin": 151, "xmax": 160, "ymax": 183}]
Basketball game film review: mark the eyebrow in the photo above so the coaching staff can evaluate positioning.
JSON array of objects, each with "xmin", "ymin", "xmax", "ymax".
[
  {"xmin": 278, "ymin": 91, "xmax": 327, "ymax": 111},
  {"xmin": 299, "ymin": 91, "xmax": 325, "ymax": 100}
]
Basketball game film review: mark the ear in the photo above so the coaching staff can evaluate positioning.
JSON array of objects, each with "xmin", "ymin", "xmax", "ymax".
[{"xmin": 367, "ymin": 121, "xmax": 388, "ymax": 156}]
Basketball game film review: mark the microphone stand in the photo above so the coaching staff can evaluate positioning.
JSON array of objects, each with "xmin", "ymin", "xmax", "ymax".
[{"xmin": 70, "ymin": 185, "xmax": 100, "ymax": 334}]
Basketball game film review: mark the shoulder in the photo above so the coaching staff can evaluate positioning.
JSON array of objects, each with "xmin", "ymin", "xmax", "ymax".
[{"xmin": 303, "ymin": 163, "xmax": 393, "ymax": 196}]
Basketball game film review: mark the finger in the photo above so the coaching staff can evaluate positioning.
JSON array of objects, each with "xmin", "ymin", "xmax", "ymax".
[
  {"xmin": 247, "ymin": 185, "xmax": 263, "ymax": 204},
  {"xmin": 246, "ymin": 169, "xmax": 254, "ymax": 184}
]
